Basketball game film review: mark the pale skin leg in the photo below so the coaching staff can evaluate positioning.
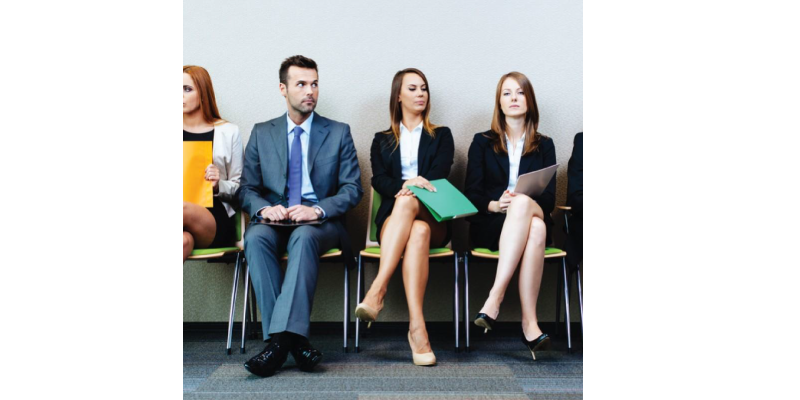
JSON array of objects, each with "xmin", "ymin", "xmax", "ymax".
[
  {"xmin": 478, "ymin": 195, "xmax": 544, "ymax": 321},
  {"xmin": 183, "ymin": 201, "xmax": 217, "ymax": 261},
  {"xmin": 519, "ymin": 216, "xmax": 547, "ymax": 340},
  {"xmin": 361, "ymin": 195, "xmax": 446, "ymax": 354}
]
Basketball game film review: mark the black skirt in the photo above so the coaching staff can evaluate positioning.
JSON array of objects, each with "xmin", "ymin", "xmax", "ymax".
[
  {"xmin": 208, "ymin": 197, "xmax": 236, "ymax": 248},
  {"xmin": 469, "ymin": 213, "xmax": 507, "ymax": 252}
]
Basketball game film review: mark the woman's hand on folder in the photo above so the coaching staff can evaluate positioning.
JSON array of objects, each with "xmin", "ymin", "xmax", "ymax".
[
  {"xmin": 395, "ymin": 188, "xmax": 416, "ymax": 198},
  {"xmin": 402, "ymin": 176, "xmax": 437, "ymax": 192}
]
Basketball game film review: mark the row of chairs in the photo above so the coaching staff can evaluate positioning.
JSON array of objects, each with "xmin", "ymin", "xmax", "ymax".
[{"xmin": 185, "ymin": 190, "xmax": 583, "ymax": 354}]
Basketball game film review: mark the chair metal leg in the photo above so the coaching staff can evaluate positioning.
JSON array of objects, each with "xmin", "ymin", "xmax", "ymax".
[
  {"xmin": 240, "ymin": 260, "xmax": 250, "ymax": 354},
  {"xmin": 464, "ymin": 252, "xmax": 471, "ymax": 352},
  {"xmin": 343, "ymin": 261, "xmax": 350, "ymax": 353},
  {"xmin": 561, "ymin": 258, "xmax": 572, "ymax": 352},
  {"xmin": 453, "ymin": 252, "xmax": 460, "ymax": 352},
  {"xmin": 248, "ymin": 274, "xmax": 258, "ymax": 339},
  {"xmin": 555, "ymin": 264, "xmax": 562, "ymax": 336},
  {"xmin": 557, "ymin": 210, "xmax": 570, "ymax": 336},
  {"xmin": 576, "ymin": 263, "xmax": 583, "ymax": 336},
  {"xmin": 226, "ymin": 252, "xmax": 241, "ymax": 355},
  {"xmin": 355, "ymin": 254, "xmax": 363, "ymax": 353}
]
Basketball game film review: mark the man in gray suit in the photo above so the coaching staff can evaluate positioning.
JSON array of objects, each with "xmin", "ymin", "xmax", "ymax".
[{"xmin": 239, "ymin": 55, "xmax": 363, "ymax": 377}]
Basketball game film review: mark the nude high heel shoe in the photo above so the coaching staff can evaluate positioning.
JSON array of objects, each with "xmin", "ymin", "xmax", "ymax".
[
  {"xmin": 408, "ymin": 331, "xmax": 436, "ymax": 366},
  {"xmin": 354, "ymin": 302, "xmax": 379, "ymax": 328}
]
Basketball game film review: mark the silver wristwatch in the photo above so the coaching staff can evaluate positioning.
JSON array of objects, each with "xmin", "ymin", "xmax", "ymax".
[{"xmin": 313, "ymin": 206, "xmax": 324, "ymax": 220}]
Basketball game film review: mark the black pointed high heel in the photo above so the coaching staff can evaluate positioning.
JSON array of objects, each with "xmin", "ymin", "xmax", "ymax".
[
  {"xmin": 521, "ymin": 332, "xmax": 550, "ymax": 361},
  {"xmin": 473, "ymin": 313, "xmax": 496, "ymax": 334}
]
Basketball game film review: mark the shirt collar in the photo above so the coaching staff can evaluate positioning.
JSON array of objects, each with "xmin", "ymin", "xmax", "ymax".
[
  {"xmin": 504, "ymin": 132, "xmax": 526, "ymax": 144},
  {"xmin": 400, "ymin": 121, "xmax": 424, "ymax": 135},
  {"xmin": 287, "ymin": 112, "xmax": 315, "ymax": 136}
]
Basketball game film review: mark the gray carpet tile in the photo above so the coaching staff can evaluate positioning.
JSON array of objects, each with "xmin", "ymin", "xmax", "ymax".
[
  {"xmin": 184, "ymin": 330, "xmax": 582, "ymax": 399},
  {"xmin": 525, "ymin": 394, "xmax": 583, "ymax": 400},
  {"xmin": 195, "ymin": 366, "xmax": 523, "ymax": 393},
  {"xmin": 185, "ymin": 392, "xmax": 357, "ymax": 400},
  {"xmin": 517, "ymin": 377, "xmax": 583, "ymax": 393},
  {"xmin": 358, "ymin": 394, "xmax": 531, "ymax": 400}
]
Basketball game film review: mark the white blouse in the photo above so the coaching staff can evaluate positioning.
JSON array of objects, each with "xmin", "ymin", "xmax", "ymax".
[
  {"xmin": 506, "ymin": 133, "xmax": 526, "ymax": 192},
  {"xmin": 399, "ymin": 121, "xmax": 423, "ymax": 179}
]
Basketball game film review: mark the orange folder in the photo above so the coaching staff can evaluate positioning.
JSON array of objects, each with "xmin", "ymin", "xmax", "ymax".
[{"xmin": 183, "ymin": 141, "xmax": 213, "ymax": 207}]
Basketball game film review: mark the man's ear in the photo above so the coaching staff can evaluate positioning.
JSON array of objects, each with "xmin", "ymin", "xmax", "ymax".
[{"xmin": 279, "ymin": 82, "xmax": 287, "ymax": 97}]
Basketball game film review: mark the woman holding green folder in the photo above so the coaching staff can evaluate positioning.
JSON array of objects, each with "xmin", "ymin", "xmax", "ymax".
[
  {"xmin": 355, "ymin": 68, "xmax": 454, "ymax": 366},
  {"xmin": 464, "ymin": 72, "xmax": 557, "ymax": 360}
]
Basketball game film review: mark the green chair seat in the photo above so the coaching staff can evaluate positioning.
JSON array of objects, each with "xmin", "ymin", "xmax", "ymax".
[
  {"xmin": 472, "ymin": 247, "xmax": 563, "ymax": 256},
  {"xmin": 282, "ymin": 248, "xmax": 341, "ymax": 258},
  {"xmin": 190, "ymin": 247, "xmax": 240, "ymax": 256},
  {"xmin": 362, "ymin": 246, "xmax": 452, "ymax": 255}
]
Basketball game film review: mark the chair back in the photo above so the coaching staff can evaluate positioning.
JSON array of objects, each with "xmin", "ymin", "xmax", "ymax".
[{"xmin": 234, "ymin": 210, "xmax": 245, "ymax": 249}]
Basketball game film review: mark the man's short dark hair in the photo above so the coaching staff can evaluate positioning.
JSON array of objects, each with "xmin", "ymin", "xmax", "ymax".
[{"xmin": 279, "ymin": 55, "xmax": 318, "ymax": 85}]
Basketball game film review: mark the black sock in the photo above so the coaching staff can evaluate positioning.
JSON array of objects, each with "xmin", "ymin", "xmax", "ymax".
[
  {"xmin": 287, "ymin": 332, "xmax": 310, "ymax": 346},
  {"xmin": 272, "ymin": 332, "xmax": 296, "ymax": 348}
]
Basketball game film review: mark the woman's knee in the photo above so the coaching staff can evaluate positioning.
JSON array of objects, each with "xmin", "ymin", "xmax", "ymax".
[
  {"xmin": 183, "ymin": 231, "xmax": 194, "ymax": 249},
  {"xmin": 528, "ymin": 217, "xmax": 546, "ymax": 246},
  {"xmin": 409, "ymin": 220, "xmax": 431, "ymax": 241},
  {"xmin": 508, "ymin": 194, "xmax": 534, "ymax": 214},
  {"xmin": 394, "ymin": 195, "xmax": 420, "ymax": 214}
]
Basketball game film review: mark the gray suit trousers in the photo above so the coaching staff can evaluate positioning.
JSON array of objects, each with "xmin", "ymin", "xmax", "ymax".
[{"xmin": 243, "ymin": 221, "xmax": 339, "ymax": 340}]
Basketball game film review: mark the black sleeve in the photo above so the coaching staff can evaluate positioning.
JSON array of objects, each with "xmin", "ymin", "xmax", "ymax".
[
  {"xmin": 370, "ymin": 132, "xmax": 405, "ymax": 198},
  {"xmin": 533, "ymin": 137, "xmax": 557, "ymax": 216},
  {"xmin": 423, "ymin": 127, "xmax": 455, "ymax": 181},
  {"xmin": 465, "ymin": 134, "xmax": 492, "ymax": 214},
  {"xmin": 567, "ymin": 132, "xmax": 583, "ymax": 213}
]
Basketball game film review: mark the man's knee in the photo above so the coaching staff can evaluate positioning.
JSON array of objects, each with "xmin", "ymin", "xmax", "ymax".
[
  {"xmin": 244, "ymin": 224, "xmax": 280, "ymax": 251},
  {"xmin": 288, "ymin": 226, "xmax": 321, "ymax": 249}
]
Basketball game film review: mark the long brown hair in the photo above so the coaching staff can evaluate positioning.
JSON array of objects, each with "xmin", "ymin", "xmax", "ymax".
[
  {"xmin": 384, "ymin": 68, "xmax": 438, "ymax": 150},
  {"xmin": 487, "ymin": 71, "xmax": 541, "ymax": 155},
  {"xmin": 183, "ymin": 65, "xmax": 225, "ymax": 125}
]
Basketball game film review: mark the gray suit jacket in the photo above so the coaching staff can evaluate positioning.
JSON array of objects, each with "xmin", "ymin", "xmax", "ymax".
[{"xmin": 238, "ymin": 113, "xmax": 363, "ymax": 263}]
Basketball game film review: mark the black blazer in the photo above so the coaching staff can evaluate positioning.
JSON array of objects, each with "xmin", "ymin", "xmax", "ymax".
[
  {"xmin": 567, "ymin": 132, "xmax": 583, "ymax": 215},
  {"xmin": 370, "ymin": 126, "xmax": 455, "ymax": 235},
  {"xmin": 464, "ymin": 131, "xmax": 557, "ymax": 240}
]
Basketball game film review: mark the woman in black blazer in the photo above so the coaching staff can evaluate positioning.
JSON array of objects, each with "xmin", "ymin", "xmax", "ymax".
[
  {"xmin": 355, "ymin": 68, "xmax": 454, "ymax": 366},
  {"xmin": 464, "ymin": 72, "xmax": 556, "ymax": 360}
]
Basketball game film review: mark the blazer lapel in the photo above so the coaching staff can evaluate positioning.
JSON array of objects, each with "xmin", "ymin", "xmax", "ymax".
[
  {"xmin": 518, "ymin": 150, "xmax": 536, "ymax": 175},
  {"xmin": 416, "ymin": 129, "xmax": 432, "ymax": 175},
  {"xmin": 307, "ymin": 114, "xmax": 330, "ymax": 174},
  {"xmin": 269, "ymin": 114, "xmax": 288, "ymax": 176},
  {"xmin": 493, "ymin": 147, "xmax": 510, "ymax": 183},
  {"xmin": 391, "ymin": 137, "xmax": 402, "ymax": 177}
]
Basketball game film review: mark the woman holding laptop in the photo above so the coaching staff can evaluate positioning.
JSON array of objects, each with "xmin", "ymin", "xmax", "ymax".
[{"xmin": 464, "ymin": 71, "xmax": 556, "ymax": 360}]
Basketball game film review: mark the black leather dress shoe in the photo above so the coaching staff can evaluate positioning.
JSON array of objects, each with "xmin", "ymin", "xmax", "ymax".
[
  {"xmin": 290, "ymin": 341, "xmax": 323, "ymax": 372},
  {"xmin": 244, "ymin": 342, "xmax": 289, "ymax": 377}
]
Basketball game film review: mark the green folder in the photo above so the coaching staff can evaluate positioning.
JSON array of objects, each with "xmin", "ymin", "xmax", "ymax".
[{"xmin": 408, "ymin": 179, "xmax": 478, "ymax": 222}]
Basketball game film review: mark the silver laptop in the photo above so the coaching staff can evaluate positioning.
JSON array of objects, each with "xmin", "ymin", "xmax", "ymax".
[{"xmin": 513, "ymin": 164, "xmax": 558, "ymax": 197}]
